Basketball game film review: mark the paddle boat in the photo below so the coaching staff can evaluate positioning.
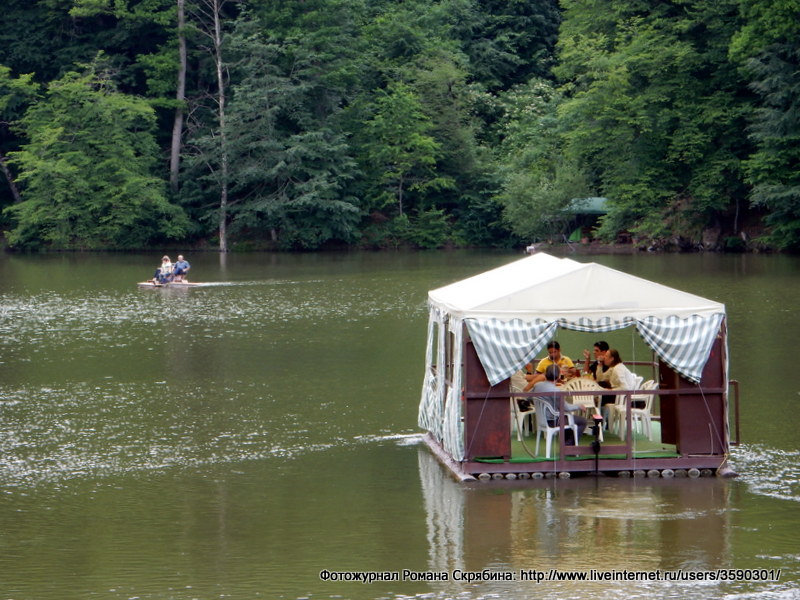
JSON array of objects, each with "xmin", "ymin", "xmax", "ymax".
[
  {"xmin": 140, "ymin": 254, "xmax": 200, "ymax": 288},
  {"xmin": 137, "ymin": 279, "xmax": 207, "ymax": 288}
]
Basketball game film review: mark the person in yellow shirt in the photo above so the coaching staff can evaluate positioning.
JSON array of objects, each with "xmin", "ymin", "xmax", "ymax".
[{"xmin": 524, "ymin": 341, "xmax": 576, "ymax": 391}]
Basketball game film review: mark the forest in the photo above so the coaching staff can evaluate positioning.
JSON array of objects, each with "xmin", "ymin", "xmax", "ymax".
[{"xmin": 0, "ymin": 0, "xmax": 798, "ymax": 252}]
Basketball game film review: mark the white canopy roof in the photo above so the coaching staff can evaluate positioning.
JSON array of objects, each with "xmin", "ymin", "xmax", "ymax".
[
  {"xmin": 426, "ymin": 253, "xmax": 726, "ymax": 386},
  {"xmin": 429, "ymin": 253, "xmax": 725, "ymax": 321}
]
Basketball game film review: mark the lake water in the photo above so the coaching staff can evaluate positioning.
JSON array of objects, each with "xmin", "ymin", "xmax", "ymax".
[{"xmin": 0, "ymin": 250, "xmax": 798, "ymax": 599}]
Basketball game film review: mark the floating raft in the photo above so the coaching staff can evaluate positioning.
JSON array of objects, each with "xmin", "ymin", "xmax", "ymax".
[{"xmin": 137, "ymin": 280, "xmax": 207, "ymax": 288}]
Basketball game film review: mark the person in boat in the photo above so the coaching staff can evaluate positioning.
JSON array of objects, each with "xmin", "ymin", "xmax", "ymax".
[
  {"xmin": 153, "ymin": 255, "xmax": 173, "ymax": 284},
  {"xmin": 524, "ymin": 340, "xmax": 576, "ymax": 391},
  {"xmin": 172, "ymin": 255, "xmax": 191, "ymax": 282},
  {"xmin": 596, "ymin": 348, "xmax": 638, "ymax": 423},
  {"xmin": 533, "ymin": 364, "xmax": 587, "ymax": 444}
]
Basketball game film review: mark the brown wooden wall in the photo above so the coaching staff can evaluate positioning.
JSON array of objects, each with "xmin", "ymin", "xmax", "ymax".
[
  {"xmin": 659, "ymin": 330, "xmax": 728, "ymax": 456},
  {"xmin": 463, "ymin": 339, "xmax": 511, "ymax": 460}
]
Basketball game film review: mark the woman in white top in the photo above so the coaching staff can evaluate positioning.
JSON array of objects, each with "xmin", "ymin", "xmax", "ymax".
[
  {"xmin": 597, "ymin": 349, "xmax": 638, "ymax": 426},
  {"xmin": 153, "ymin": 255, "xmax": 173, "ymax": 283},
  {"xmin": 597, "ymin": 348, "xmax": 635, "ymax": 391}
]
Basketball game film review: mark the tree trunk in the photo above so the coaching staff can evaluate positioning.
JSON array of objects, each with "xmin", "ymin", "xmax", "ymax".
[
  {"xmin": 169, "ymin": 0, "xmax": 187, "ymax": 193},
  {"xmin": 212, "ymin": 0, "xmax": 229, "ymax": 252},
  {"xmin": 0, "ymin": 153, "xmax": 22, "ymax": 204},
  {"xmin": 398, "ymin": 174, "xmax": 404, "ymax": 216},
  {"xmin": 190, "ymin": 0, "xmax": 231, "ymax": 252}
]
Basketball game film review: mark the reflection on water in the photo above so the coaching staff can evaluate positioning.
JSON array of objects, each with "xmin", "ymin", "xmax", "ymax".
[
  {"xmin": 0, "ymin": 251, "xmax": 799, "ymax": 599},
  {"xmin": 418, "ymin": 448, "xmax": 796, "ymax": 600}
]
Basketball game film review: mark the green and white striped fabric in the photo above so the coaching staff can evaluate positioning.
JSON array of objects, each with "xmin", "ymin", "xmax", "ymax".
[
  {"xmin": 465, "ymin": 313, "xmax": 725, "ymax": 385},
  {"xmin": 464, "ymin": 318, "xmax": 557, "ymax": 384},
  {"xmin": 636, "ymin": 314, "xmax": 725, "ymax": 384}
]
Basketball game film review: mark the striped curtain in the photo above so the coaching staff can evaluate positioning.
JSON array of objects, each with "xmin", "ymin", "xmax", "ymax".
[
  {"xmin": 418, "ymin": 308, "xmax": 446, "ymax": 439},
  {"xmin": 636, "ymin": 314, "xmax": 725, "ymax": 384},
  {"xmin": 443, "ymin": 321, "xmax": 465, "ymax": 460},
  {"xmin": 466, "ymin": 314, "xmax": 724, "ymax": 386},
  {"xmin": 464, "ymin": 318, "xmax": 558, "ymax": 387}
]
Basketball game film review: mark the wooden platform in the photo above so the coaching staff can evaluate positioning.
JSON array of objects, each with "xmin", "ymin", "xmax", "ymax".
[
  {"xmin": 423, "ymin": 421, "xmax": 731, "ymax": 481},
  {"xmin": 137, "ymin": 280, "xmax": 207, "ymax": 288}
]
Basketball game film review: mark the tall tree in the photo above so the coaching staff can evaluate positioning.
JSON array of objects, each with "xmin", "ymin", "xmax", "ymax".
[
  {"xmin": 493, "ymin": 78, "xmax": 589, "ymax": 241},
  {"xmin": 5, "ymin": 58, "xmax": 188, "ymax": 249},
  {"xmin": 170, "ymin": 0, "xmax": 187, "ymax": 193},
  {"xmin": 184, "ymin": 0, "xmax": 239, "ymax": 252},
  {"xmin": 221, "ymin": 13, "xmax": 361, "ymax": 249},
  {"xmin": 359, "ymin": 82, "xmax": 444, "ymax": 217},
  {"xmin": 70, "ymin": 0, "xmax": 188, "ymax": 193}
]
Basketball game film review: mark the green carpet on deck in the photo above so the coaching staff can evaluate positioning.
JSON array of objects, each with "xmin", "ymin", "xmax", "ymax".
[{"xmin": 474, "ymin": 421, "xmax": 679, "ymax": 463}]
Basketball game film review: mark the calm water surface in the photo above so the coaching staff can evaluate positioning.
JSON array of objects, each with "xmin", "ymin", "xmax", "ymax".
[{"xmin": 0, "ymin": 251, "xmax": 798, "ymax": 600}]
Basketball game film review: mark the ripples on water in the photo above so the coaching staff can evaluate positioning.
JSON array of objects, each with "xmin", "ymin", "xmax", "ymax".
[
  {"xmin": 0, "ymin": 382, "xmax": 286, "ymax": 487},
  {"xmin": 0, "ymin": 376, "xmax": 426, "ymax": 489},
  {"xmin": 0, "ymin": 282, "xmax": 420, "ymax": 490},
  {"xmin": 0, "ymin": 279, "xmax": 422, "ymax": 336},
  {"xmin": 731, "ymin": 445, "xmax": 800, "ymax": 504}
]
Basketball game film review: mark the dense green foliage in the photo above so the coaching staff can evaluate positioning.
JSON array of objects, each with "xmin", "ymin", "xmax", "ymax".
[
  {"xmin": 548, "ymin": 0, "xmax": 752, "ymax": 248},
  {"xmin": 0, "ymin": 0, "xmax": 797, "ymax": 251},
  {"xmin": 5, "ymin": 58, "xmax": 189, "ymax": 249},
  {"xmin": 732, "ymin": 0, "xmax": 800, "ymax": 251}
]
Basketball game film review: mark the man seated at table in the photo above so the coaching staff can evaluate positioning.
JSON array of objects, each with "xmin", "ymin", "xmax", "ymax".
[
  {"xmin": 533, "ymin": 364, "xmax": 587, "ymax": 444},
  {"xmin": 524, "ymin": 340, "xmax": 576, "ymax": 391}
]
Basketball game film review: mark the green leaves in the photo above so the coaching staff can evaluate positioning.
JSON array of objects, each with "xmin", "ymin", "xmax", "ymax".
[
  {"xmin": 2, "ymin": 0, "xmax": 798, "ymax": 250},
  {"xmin": 214, "ymin": 14, "xmax": 361, "ymax": 249},
  {"xmin": 359, "ymin": 82, "xmax": 444, "ymax": 216},
  {"xmin": 0, "ymin": 66, "xmax": 39, "ymax": 116},
  {"xmin": 742, "ymin": 44, "xmax": 800, "ymax": 249},
  {"xmin": 549, "ymin": 0, "xmax": 751, "ymax": 245},
  {"xmin": 5, "ymin": 59, "xmax": 188, "ymax": 249}
]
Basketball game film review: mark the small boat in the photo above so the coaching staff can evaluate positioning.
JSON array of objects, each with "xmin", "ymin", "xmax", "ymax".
[{"xmin": 137, "ymin": 280, "xmax": 207, "ymax": 288}]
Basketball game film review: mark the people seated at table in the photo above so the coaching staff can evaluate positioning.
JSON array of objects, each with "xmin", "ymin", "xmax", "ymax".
[
  {"xmin": 533, "ymin": 364, "xmax": 587, "ymax": 443},
  {"xmin": 596, "ymin": 348, "xmax": 636, "ymax": 389},
  {"xmin": 582, "ymin": 340, "xmax": 610, "ymax": 379},
  {"xmin": 524, "ymin": 340, "xmax": 576, "ymax": 391}
]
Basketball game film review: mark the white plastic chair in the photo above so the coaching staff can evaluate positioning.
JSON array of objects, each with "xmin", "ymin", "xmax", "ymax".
[
  {"xmin": 510, "ymin": 371, "xmax": 534, "ymax": 440},
  {"xmin": 561, "ymin": 377, "xmax": 604, "ymax": 441},
  {"xmin": 511, "ymin": 398, "xmax": 536, "ymax": 441},
  {"xmin": 534, "ymin": 398, "xmax": 578, "ymax": 458},
  {"xmin": 606, "ymin": 374, "xmax": 643, "ymax": 435},
  {"xmin": 627, "ymin": 380, "xmax": 659, "ymax": 440},
  {"xmin": 612, "ymin": 379, "xmax": 658, "ymax": 440}
]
